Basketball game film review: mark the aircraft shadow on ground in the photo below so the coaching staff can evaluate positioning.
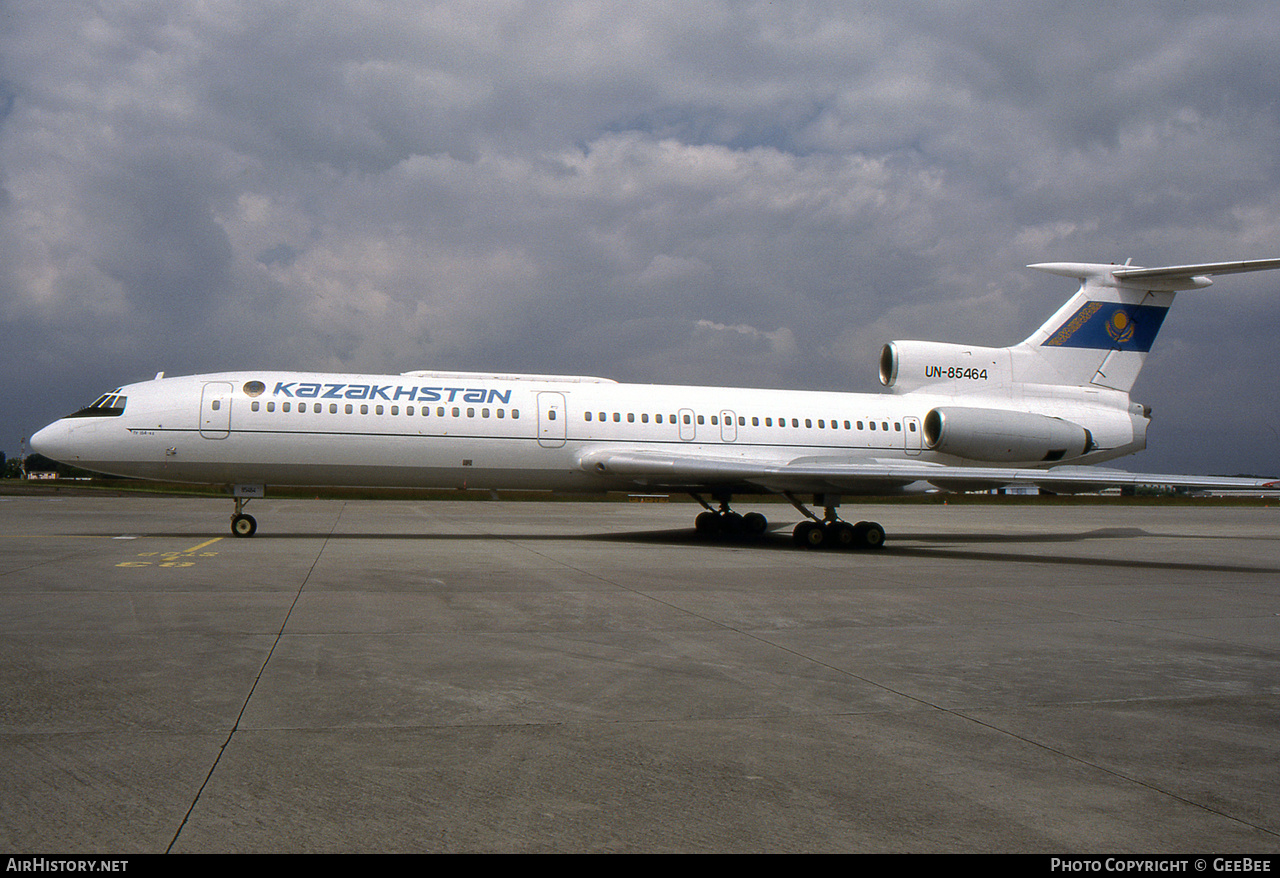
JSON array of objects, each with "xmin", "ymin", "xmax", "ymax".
[{"xmin": 84, "ymin": 524, "xmax": 1280, "ymax": 574}]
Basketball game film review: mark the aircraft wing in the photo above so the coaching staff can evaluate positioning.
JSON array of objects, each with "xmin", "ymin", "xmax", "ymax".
[{"xmin": 575, "ymin": 447, "xmax": 1279, "ymax": 495}]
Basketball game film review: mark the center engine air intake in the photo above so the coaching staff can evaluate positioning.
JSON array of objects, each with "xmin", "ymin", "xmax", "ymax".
[{"xmin": 923, "ymin": 407, "xmax": 1094, "ymax": 463}]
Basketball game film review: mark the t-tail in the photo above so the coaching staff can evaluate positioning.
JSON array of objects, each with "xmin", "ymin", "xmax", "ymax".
[{"xmin": 880, "ymin": 259, "xmax": 1280, "ymax": 398}]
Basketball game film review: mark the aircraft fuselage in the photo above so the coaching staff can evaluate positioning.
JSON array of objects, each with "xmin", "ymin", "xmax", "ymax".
[{"xmin": 31, "ymin": 369, "xmax": 1143, "ymax": 494}]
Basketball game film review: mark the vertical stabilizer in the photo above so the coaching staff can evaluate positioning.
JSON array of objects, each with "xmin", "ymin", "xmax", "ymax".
[{"xmin": 1015, "ymin": 259, "xmax": 1280, "ymax": 392}]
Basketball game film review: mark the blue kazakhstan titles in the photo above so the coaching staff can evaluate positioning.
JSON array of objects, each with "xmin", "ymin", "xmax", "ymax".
[{"xmin": 272, "ymin": 381, "xmax": 512, "ymax": 405}]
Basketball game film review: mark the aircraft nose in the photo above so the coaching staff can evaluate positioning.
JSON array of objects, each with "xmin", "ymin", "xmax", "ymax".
[{"xmin": 30, "ymin": 420, "xmax": 76, "ymax": 463}]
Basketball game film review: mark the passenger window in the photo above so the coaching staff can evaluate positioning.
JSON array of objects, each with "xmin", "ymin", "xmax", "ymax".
[{"xmin": 251, "ymin": 401, "xmax": 260, "ymax": 412}]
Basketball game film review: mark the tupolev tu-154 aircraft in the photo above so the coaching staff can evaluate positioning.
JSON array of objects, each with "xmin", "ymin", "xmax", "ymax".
[{"xmin": 31, "ymin": 259, "xmax": 1280, "ymax": 549}]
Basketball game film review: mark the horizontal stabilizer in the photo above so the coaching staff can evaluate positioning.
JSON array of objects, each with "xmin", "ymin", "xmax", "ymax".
[
  {"xmin": 1030, "ymin": 258, "xmax": 1280, "ymax": 291},
  {"xmin": 1113, "ymin": 258, "xmax": 1280, "ymax": 282}
]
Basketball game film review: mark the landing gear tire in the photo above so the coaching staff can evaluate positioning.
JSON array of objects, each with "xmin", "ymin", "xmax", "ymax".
[
  {"xmin": 231, "ymin": 513, "xmax": 257, "ymax": 538},
  {"xmin": 793, "ymin": 520, "xmax": 826, "ymax": 548},
  {"xmin": 852, "ymin": 521, "xmax": 885, "ymax": 550},
  {"xmin": 742, "ymin": 512, "xmax": 768, "ymax": 536},
  {"xmin": 828, "ymin": 521, "xmax": 857, "ymax": 548},
  {"xmin": 721, "ymin": 511, "xmax": 745, "ymax": 535},
  {"xmin": 695, "ymin": 511, "xmax": 719, "ymax": 535}
]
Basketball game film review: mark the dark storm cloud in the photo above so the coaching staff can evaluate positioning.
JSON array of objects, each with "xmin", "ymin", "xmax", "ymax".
[{"xmin": 2, "ymin": 1, "xmax": 1279, "ymax": 474}]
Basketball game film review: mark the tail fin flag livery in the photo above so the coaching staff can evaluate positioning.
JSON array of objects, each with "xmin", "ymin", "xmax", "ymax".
[
  {"xmin": 30, "ymin": 258, "xmax": 1280, "ymax": 548},
  {"xmin": 882, "ymin": 259, "xmax": 1280, "ymax": 397},
  {"xmin": 1025, "ymin": 259, "xmax": 1280, "ymax": 392}
]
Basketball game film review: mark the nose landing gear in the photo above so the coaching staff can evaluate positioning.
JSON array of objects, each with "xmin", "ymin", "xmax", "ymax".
[{"xmin": 230, "ymin": 495, "xmax": 257, "ymax": 538}]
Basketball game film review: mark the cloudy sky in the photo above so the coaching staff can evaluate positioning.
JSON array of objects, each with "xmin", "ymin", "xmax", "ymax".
[{"xmin": 3, "ymin": 0, "xmax": 1279, "ymax": 475}]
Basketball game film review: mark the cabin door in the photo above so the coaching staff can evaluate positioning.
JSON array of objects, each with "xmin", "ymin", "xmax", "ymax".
[
  {"xmin": 537, "ymin": 392, "xmax": 567, "ymax": 448},
  {"xmin": 199, "ymin": 382, "xmax": 232, "ymax": 439},
  {"xmin": 678, "ymin": 408, "xmax": 696, "ymax": 441},
  {"xmin": 720, "ymin": 410, "xmax": 737, "ymax": 442},
  {"xmin": 904, "ymin": 415, "xmax": 922, "ymax": 455}
]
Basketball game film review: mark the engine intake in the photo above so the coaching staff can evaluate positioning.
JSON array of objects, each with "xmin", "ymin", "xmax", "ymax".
[{"xmin": 923, "ymin": 406, "xmax": 1094, "ymax": 463}]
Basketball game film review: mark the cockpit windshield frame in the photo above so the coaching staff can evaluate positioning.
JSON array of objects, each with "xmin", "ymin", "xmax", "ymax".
[{"xmin": 65, "ymin": 391, "xmax": 128, "ymax": 418}]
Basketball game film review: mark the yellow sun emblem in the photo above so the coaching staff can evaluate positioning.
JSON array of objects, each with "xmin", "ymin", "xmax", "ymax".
[{"xmin": 1106, "ymin": 309, "xmax": 1135, "ymax": 344}]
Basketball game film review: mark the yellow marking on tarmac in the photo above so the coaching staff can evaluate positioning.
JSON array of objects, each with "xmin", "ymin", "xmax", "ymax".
[{"xmin": 117, "ymin": 536, "xmax": 223, "ymax": 569}]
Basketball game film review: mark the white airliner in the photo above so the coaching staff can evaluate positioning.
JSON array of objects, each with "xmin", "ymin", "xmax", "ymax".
[{"xmin": 31, "ymin": 259, "xmax": 1280, "ymax": 548}]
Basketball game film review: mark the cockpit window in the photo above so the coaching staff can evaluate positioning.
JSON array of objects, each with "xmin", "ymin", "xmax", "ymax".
[{"xmin": 65, "ymin": 391, "xmax": 128, "ymax": 418}]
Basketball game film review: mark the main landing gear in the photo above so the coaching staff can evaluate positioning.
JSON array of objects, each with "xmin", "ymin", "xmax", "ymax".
[
  {"xmin": 691, "ymin": 494, "xmax": 769, "ymax": 538},
  {"xmin": 786, "ymin": 493, "xmax": 885, "ymax": 551},
  {"xmin": 689, "ymin": 492, "xmax": 886, "ymax": 550},
  {"xmin": 230, "ymin": 496, "xmax": 257, "ymax": 538}
]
